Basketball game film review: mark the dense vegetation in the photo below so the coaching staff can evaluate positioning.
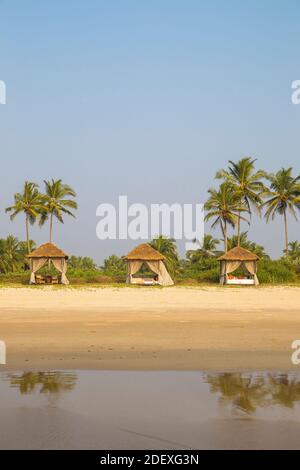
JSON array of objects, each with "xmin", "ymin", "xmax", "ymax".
[
  {"xmin": 1, "ymin": 160, "xmax": 300, "ymax": 285},
  {"xmin": 0, "ymin": 232, "xmax": 300, "ymax": 285}
]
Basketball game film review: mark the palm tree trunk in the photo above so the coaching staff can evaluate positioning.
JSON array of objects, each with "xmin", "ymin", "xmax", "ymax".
[
  {"xmin": 284, "ymin": 209, "xmax": 289, "ymax": 256},
  {"xmin": 237, "ymin": 212, "xmax": 241, "ymax": 247},
  {"xmin": 26, "ymin": 213, "xmax": 30, "ymax": 254},
  {"xmin": 48, "ymin": 212, "xmax": 53, "ymax": 270},
  {"xmin": 50, "ymin": 212, "xmax": 53, "ymax": 243},
  {"xmin": 224, "ymin": 221, "xmax": 228, "ymax": 252}
]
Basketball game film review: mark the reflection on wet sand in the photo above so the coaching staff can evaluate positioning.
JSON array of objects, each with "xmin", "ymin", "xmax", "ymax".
[
  {"xmin": 9, "ymin": 371, "xmax": 77, "ymax": 394},
  {"xmin": 8, "ymin": 371, "xmax": 77, "ymax": 405},
  {"xmin": 206, "ymin": 372, "xmax": 300, "ymax": 414},
  {"xmin": 6, "ymin": 370, "xmax": 300, "ymax": 414},
  {"xmin": 1, "ymin": 370, "xmax": 300, "ymax": 449}
]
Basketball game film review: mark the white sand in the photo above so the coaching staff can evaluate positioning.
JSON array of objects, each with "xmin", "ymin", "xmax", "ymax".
[{"xmin": 0, "ymin": 286, "xmax": 299, "ymax": 370}]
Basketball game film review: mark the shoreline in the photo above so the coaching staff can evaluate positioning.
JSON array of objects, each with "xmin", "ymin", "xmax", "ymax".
[{"xmin": 0, "ymin": 286, "xmax": 299, "ymax": 371}]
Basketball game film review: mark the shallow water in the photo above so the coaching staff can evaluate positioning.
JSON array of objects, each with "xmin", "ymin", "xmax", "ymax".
[{"xmin": 1, "ymin": 370, "xmax": 300, "ymax": 449}]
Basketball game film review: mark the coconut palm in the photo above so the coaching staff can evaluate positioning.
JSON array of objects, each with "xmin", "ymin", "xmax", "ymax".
[
  {"xmin": 68, "ymin": 256, "xmax": 97, "ymax": 271},
  {"xmin": 3, "ymin": 235, "xmax": 23, "ymax": 272},
  {"xmin": 226, "ymin": 232, "xmax": 269, "ymax": 259},
  {"xmin": 262, "ymin": 168, "xmax": 300, "ymax": 255},
  {"xmin": 0, "ymin": 236, "xmax": 36, "ymax": 273},
  {"xmin": 150, "ymin": 235, "xmax": 179, "ymax": 275},
  {"xmin": 102, "ymin": 255, "xmax": 126, "ymax": 274},
  {"xmin": 204, "ymin": 182, "xmax": 248, "ymax": 252},
  {"xmin": 5, "ymin": 182, "xmax": 46, "ymax": 253},
  {"xmin": 18, "ymin": 240, "xmax": 36, "ymax": 258},
  {"xmin": 17, "ymin": 239, "xmax": 36, "ymax": 270},
  {"xmin": 40, "ymin": 179, "xmax": 78, "ymax": 243},
  {"xmin": 0, "ymin": 239, "xmax": 10, "ymax": 273},
  {"xmin": 186, "ymin": 234, "xmax": 220, "ymax": 263},
  {"xmin": 286, "ymin": 241, "xmax": 300, "ymax": 260},
  {"xmin": 216, "ymin": 158, "xmax": 266, "ymax": 246}
]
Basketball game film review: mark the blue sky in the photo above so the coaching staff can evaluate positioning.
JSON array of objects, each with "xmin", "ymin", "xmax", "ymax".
[{"xmin": 1, "ymin": 0, "xmax": 300, "ymax": 262}]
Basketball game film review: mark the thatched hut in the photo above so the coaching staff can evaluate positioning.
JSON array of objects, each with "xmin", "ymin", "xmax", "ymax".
[
  {"xmin": 27, "ymin": 242, "xmax": 69, "ymax": 285},
  {"xmin": 218, "ymin": 246, "xmax": 259, "ymax": 286},
  {"xmin": 123, "ymin": 243, "xmax": 174, "ymax": 286}
]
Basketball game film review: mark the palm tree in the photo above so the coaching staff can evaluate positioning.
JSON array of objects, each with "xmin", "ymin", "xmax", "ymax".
[
  {"xmin": 18, "ymin": 240, "xmax": 36, "ymax": 257},
  {"xmin": 68, "ymin": 256, "xmax": 97, "ymax": 271},
  {"xmin": 0, "ymin": 239, "xmax": 10, "ymax": 273},
  {"xmin": 186, "ymin": 234, "xmax": 220, "ymax": 263},
  {"xmin": 0, "ymin": 236, "xmax": 36, "ymax": 273},
  {"xmin": 226, "ymin": 231, "xmax": 269, "ymax": 259},
  {"xmin": 40, "ymin": 179, "xmax": 78, "ymax": 243},
  {"xmin": 286, "ymin": 241, "xmax": 300, "ymax": 260},
  {"xmin": 102, "ymin": 255, "xmax": 126, "ymax": 274},
  {"xmin": 5, "ymin": 182, "xmax": 45, "ymax": 253},
  {"xmin": 150, "ymin": 235, "xmax": 179, "ymax": 275},
  {"xmin": 262, "ymin": 168, "xmax": 300, "ymax": 255},
  {"xmin": 204, "ymin": 182, "xmax": 248, "ymax": 252},
  {"xmin": 18, "ymin": 239, "xmax": 36, "ymax": 270},
  {"xmin": 216, "ymin": 158, "xmax": 266, "ymax": 246},
  {"xmin": 3, "ymin": 235, "xmax": 23, "ymax": 272}
]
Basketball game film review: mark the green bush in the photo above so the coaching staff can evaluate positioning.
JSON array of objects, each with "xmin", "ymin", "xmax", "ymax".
[
  {"xmin": 68, "ymin": 269, "xmax": 125, "ymax": 284},
  {"xmin": 177, "ymin": 257, "xmax": 219, "ymax": 283},
  {"xmin": 258, "ymin": 259, "xmax": 298, "ymax": 284},
  {"xmin": 176, "ymin": 257, "xmax": 300, "ymax": 285},
  {"xmin": 0, "ymin": 257, "xmax": 299, "ymax": 286},
  {"xmin": 0, "ymin": 272, "xmax": 30, "ymax": 284},
  {"xmin": 196, "ymin": 267, "xmax": 220, "ymax": 283}
]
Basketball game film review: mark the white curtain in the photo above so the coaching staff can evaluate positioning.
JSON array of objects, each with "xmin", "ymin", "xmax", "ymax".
[
  {"xmin": 126, "ymin": 260, "xmax": 143, "ymax": 284},
  {"xmin": 242, "ymin": 261, "xmax": 259, "ymax": 285},
  {"xmin": 220, "ymin": 260, "xmax": 259, "ymax": 285},
  {"xmin": 29, "ymin": 258, "xmax": 48, "ymax": 284},
  {"xmin": 52, "ymin": 258, "xmax": 69, "ymax": 285},
  {"xmin": 219, "ymin": 260, "xmax": 242, "ymax": 285},
  {"xmin": 158, "ymin": 260, "xmax": 174, "ymax": 286},
  {"xmin": 126, "ymin": 260, "xmax": 174, "ymax": 286},
  {"xmin": 225, "ymin": 260, "xmax": 242, "ymax": 274},
  {"xmin": 146, "ymin": 260, "xmax": 174, "ymax": 286}
]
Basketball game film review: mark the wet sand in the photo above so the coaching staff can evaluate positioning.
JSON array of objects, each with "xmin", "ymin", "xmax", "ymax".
[
  {"xmin": 0, "ymin": 286, "xmax": 300, "ymax": 370},
  {"xmin": 1, "ymin": 370, "xmax": 300, "ymax": 450}
]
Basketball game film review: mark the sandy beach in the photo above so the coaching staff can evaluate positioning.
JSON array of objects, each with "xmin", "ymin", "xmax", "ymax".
[{"xmin": 0, "ymin": 286, "xmax": 300, "ymax": 371}]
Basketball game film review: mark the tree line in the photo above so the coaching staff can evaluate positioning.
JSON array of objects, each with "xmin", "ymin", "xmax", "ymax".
[
  {"xmin": 1, "ymin": 159, "xmax": 300, "ymax": 280},
  {"xmin": 204, "ymin": 158, "xmax": 300, "ymax": 254}
]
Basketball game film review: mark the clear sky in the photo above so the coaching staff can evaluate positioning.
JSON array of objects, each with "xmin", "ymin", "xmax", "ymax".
[{"xmin": 1, "ymin": 0, "xmax": 300, "ymax": 262}]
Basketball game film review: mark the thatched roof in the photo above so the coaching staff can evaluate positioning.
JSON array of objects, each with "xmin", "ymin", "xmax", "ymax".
[
  {"xmin": 123, "ymin": 243, "xmax": 165, "ymax": 261},
  {"xmin": 27, "ymin": 242, "xmax": 68, "ymax": 259},
  {"xmin": 218, "ymin": 246, "xmax": 259, "ymax": 261}
]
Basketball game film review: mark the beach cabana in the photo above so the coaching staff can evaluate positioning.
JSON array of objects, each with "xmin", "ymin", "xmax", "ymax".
[
  {"xmin": 218, "ymin": 246, "xmax": 259, "ymax": 286},
  {"xmin": 27, "ymin": 242, "xmax": 69, "ymax": 285},
  {"xmin": 123, "ymin": 243, "xmax": 174, "ymax": 286}
]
